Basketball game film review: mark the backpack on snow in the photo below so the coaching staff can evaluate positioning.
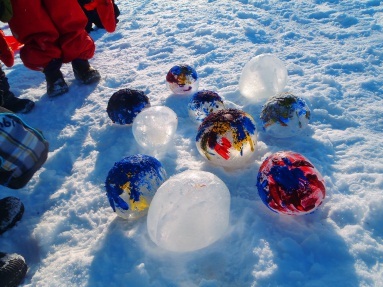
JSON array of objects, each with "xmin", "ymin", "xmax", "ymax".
[{"xmin": 0, "ymin": 107, "xmax": 49, "ymax": 189}]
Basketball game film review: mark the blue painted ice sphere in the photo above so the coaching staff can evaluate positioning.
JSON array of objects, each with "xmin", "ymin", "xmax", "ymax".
[
  {"xmin": 166, "ymin": 64, "xmax": 199, "ymax": 95},
  {"xmin": 260, "ymin": 92, "xmax": 311, "ymax": 138},
  {"xmin": 107, "ymin": 89, "xmax": 150, "ymax": 125},
  {"xmin": 187, "ymin": 90, "xmax": 225, "ymax": 123},
  {"xmin": 105, "ymin": 154, "xmax": 167, "ymax": 220}
]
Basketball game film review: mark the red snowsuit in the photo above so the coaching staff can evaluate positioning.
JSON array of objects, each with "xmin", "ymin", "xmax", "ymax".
[{"xmin": 8, "ymin": 0, "xmax": 95, "ymax": 71}]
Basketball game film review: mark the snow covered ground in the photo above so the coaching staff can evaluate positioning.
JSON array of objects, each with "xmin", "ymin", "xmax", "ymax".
[{"xmin": 1, "ymin": 0, "xmax": 383, "ymax": 286}]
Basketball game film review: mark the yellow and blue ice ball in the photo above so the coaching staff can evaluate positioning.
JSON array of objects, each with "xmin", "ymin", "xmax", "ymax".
[
  {"xmin": 107, "ymin": 89, "xmax": 150, "ymax": 125},
  {"xmin": 105, "ymin": 154, "xmax": 167, "ymax": 220},
  {"xmin": 260, "ymin": 92, "xmax": 310, "ymax": 138},
  {"xmin": 188, "ymin": 90, "xmax": 225, "ymax": 124},
  {"xmin": 166, "ymin": 64, "xmax": 199, "ymax": 95}
]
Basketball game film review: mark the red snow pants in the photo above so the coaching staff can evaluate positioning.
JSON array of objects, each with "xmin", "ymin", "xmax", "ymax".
[{"xmin": 9, "ymin": 0, "xmax": 95, "ymax": 71}]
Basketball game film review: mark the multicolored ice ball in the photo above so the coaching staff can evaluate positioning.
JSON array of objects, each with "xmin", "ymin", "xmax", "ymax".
[
  {"xmin": 260, "ymin": 92, "xmax": 310, "ymax": 138},
  {"xmin": 188, "ymin": 90, "xmax": 226, "ymax": 123},
  {"xmin": 166, "ymin": 64, "xmax": 199, "ymax": 95},
  {"xmin": 107, "ymin": 89, "xmax": 150, "ymax": 125},
  {"xmin": 105, "ymin": 154, "xmax": 167, "ymax": 220},
  {"xmin": 196, "ymin": 109, "xmax": 257, "ymax": 169},
  {"xmin": 256, "ymin": 151, "xmax": 326, "ymax": 215}
]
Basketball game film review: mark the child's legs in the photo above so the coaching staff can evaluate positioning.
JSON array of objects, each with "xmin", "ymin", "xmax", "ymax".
[
  {"xmin": 9, "ymin": 0, "xmax": 62, "ymax": 71},
  {"xmin": 42, "ymin": 0, "xmax": 95, "ymax": 63}
]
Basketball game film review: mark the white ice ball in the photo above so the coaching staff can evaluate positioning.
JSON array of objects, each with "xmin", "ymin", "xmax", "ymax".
[
  {"xmin": 147, "ymin": 170, "xmax": 231, "ymax": 252},
  {"xmin": 132, "ymin": 106, "xmax": 178, "ymax": 151},
  {"xmin": 239, "ymin": 54, "xmax": 288, "ymax": 102}
]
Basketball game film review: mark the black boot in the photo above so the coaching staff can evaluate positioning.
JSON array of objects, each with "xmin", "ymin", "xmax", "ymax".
[
  {"xmin": 43, "ymin": 59, "xmax": 69, "ymax": 97},
  {"xmin": 0, "ymin": 69, "xmax": 34, "ymax": 114},
  {"xmin": 72, "ymin": 59, "xmax": 101, "ymax": 85},
  {"xmin": 0, "ymin": 197, "xmax": 24, "ymax": 235},
  {"xmin": 1, "ymin": 91, "xmax": 34, "ymax": 114},
  {"xmin": 0, "ymin": 252, "xmax": 27, "ymax": 287}
]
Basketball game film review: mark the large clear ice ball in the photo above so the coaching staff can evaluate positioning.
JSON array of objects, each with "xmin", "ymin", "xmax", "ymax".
[
  {"xmin": 260, "ymin": 92, "xmax": 311, "ymax": 138},
  {"xmin": 256, "ymin": 151, "xmax": 326, "ymax": 215},
  {"xmin": 105, "ymin": 154, "xmax": 167, "ymax": 220},
  {"xmin": 147, "ymin": 170, "xmax": 230, "ymax": 252},
  {"xmin": 239, "ymin": 54, "xmax": 288, "ymax": 102},
  {"xmin": 196, "ymin": 109, "xmax": 257, "ymax": 169},
  {"xmin": 187, "ymin": 90, "xmax": 226, "ymax": 124},
  {"xmin": 166, "ymin": 64, "xmax": 199, "ymax": 95},
  {"xmin": 132, "ymin": 106, "xmax": 178, "ymax": 152},
  {"xmin": 107, "ymin": 89, "xmax": 150, "ymax": 125}
]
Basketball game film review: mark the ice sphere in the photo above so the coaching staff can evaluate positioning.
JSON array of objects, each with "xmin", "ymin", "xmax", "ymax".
[
  {"xmin": 166, "ymin": 64, "xmax": 199, "ymax": 95},
  {"xmin": 256, "ymin": 151, "xmax": 326, "ymax": 215},
  {"xmin": 239, "ymin": 54, "xmax": 288, "ymax": 102},
  {"xmin": 107, "ymin": 89, "xmax": 150, "ymax": 125},
  {"xmin": 147, "ymin": 170, "xmax": 230, "ymax": 252},
  {"xmin": 132, "ymin": 106, "xmax": 178, "ymax": 151},
  {"xmin": 260, "ymin": 92, "xmax": 311, "ymax": 138},
  {"xmin": 187, "ymin": 90, "xmax": 226, "ymax": 124},
  {"xmin": 196, "ymin": 109, "xmax": 257, "ymax": 169},
  {"xmin": 105, "ymin": 154, "xmax": 167, "ymax": 220}
]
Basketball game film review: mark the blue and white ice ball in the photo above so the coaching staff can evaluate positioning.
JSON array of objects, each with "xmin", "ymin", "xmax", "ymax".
[
  {"xmin": 166, "ymin": 64, "xmax": 199, "ymax": 95},
  {"xmin": 105, "ymin": 154, "xmax": 167, "ymax": 220},
  {"xmin": 107, "ymin": 89, "xmax": 150, "ymax": 125},
  {"xmin": 260, "ymin": 92, "xmax": 311, "ymax": 138},
  {"xmin": 187, "ymin": 90, "xmax": 225, "ymax": 123}
]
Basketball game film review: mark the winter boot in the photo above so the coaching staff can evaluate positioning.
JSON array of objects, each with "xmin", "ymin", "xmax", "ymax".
[
  {"xmin": 72, "ymin": 59, "xmax": 101, "ymax": 85},
  {"xmin": 0, "ymin": 197, "xmax": 24, "ymax": 235},
  {"xmin": 1, "ymin": 91, "xmax": 34, "ymax": 114},
  {"xmin": 43, "ymin": 59, "xmax": 69, "ymax": 97},
  {"xmin": 0, "ymin": 69, "xmax": 34, "ymax": 114},
  {"xmin": 0, "ymin": 252, "xmax": 28, "ymax": 287}
]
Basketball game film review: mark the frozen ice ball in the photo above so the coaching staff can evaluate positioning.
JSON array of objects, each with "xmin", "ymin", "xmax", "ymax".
[
  {"xmin": 256, "ymin": 151, "xmax": 326, "ymax": 215},
  {"xmin": 239, "ymin": 54, "xmax": 288, "ymax": 102},
  {"xmin": 107, "ymin": 89, "xmax": 150, "ymax": 125},
  {"xmin": 196, "ymin": 109, "xmax": 257, "ymax": 169},
  {"xmin": 147, "ymin": 170, "xmax": 230, "ymax": 252},
  {"xmin": 105, "ymin": 154, "xmax": 167, "ymax": 220},
  {"xmin": 187, "ymin": 90, "xmax": 226, "ymax": 124},
  {"xmin": 260, "ymin": 92, "xmax": 311, "ymax": 138},
  {"xmin": 132, "ymin": 106, "xmax": 178, "ymax": 151},
  {"xmin": 166, "ymin": 64, "xmax": 199, "ymax": 95}
]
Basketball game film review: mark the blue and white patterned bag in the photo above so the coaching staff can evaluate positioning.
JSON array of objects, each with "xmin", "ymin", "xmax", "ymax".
[{"xmin": 0, "ymin": 108, "xmax": 49, "ymax": 189}]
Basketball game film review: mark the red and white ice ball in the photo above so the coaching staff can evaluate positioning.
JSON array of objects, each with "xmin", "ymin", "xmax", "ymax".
[
  {"xmin": 256, "ymin": 151, "xmax": 326, "ymax": 215},
  {"xmin": 166, "ymin": 64, "xmax": 199, "ymax": 95},
  {"xmin": 195, "ymin": 109, "xmax": 257, "ymax": 169}
]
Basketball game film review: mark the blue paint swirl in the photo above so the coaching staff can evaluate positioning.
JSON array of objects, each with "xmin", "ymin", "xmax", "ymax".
[{"xmin": 105, "ymin": 154, "xmax": 166, "ymax": 211}]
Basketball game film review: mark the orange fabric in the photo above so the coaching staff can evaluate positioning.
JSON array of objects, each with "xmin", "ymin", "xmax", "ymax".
[
  {"xmin": 8, "ymin": 0, "xmax": 95, "ymax": 71},
  {"xmin": 84, "ymin": 1, "xmax": 98, "ymax": 10},
  {"xmin": 0, "ymin": 30, "xmax": 14, "ymax": 67},
  {"xmin": 84, "ymin": 0, "xmax": 116, "ymax": 32}
]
